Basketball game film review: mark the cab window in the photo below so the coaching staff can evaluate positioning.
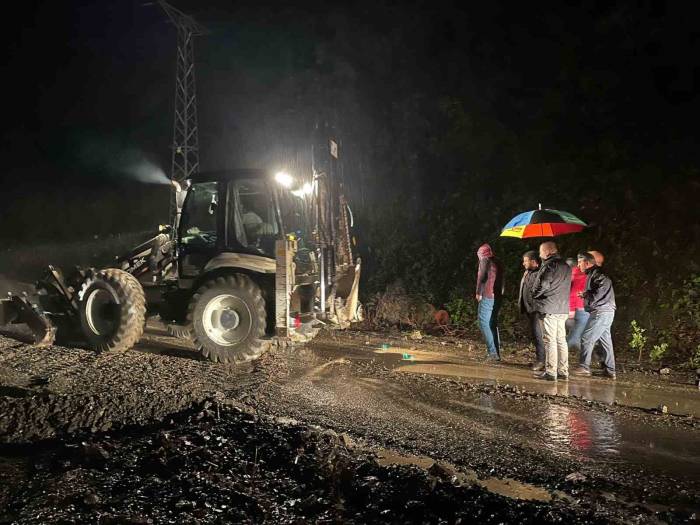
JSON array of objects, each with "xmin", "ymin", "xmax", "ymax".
[
  {"xmin": 228, "ymin": 179, "xmax": 278, "ymax": 255},
  {"xmin": 179, "ymin": 182, "xmax": 218, "ymax": 247}
]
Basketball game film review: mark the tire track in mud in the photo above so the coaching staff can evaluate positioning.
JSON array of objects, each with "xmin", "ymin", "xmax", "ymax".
[
  {"xmin": 0, "ymin": 333, "xmax": 261, "ymax": 443},
  {"xmin": 252, "ymin": 344, "xmax": 700, "ymax": 516}
]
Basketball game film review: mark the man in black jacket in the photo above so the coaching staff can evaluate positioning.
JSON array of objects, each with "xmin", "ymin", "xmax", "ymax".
[
  {"xmin": 531, "ymin": 241, "xmax": 571, "ymax": 381},
  {"xmin": 518, "ymin": 250, "xmax": 545, "ymax": 370},
  {"xmin": 572, "ymin": 252, "xmax": 617, "ymax": 379}
]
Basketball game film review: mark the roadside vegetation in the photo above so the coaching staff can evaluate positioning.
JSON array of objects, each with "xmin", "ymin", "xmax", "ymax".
[{"xmin": 359, "ymin": 94, "xmax": 700, "ymax": 367}]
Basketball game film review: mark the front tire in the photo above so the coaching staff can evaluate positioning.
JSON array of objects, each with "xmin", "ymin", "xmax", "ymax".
[
  {"xmin": 166, "ymin": 323, "xmax": 192, "ymax": 340},
  {"xmin": 187, "ymin": 274, "xmax": 267, "ymax": 363},
  {"xmin": 79, "ymin": 269, "xmax": 146, "ymax": 352}
]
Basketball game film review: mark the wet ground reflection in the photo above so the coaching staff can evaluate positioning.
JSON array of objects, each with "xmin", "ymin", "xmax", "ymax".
[
  {"xmin": 542, "ymin": 404, "xmax": 620, "ymax": 456},
  {"xmin": 312, "ymin": 342, "xmax": 700, "ymax": 480},
  {"xmin": 368, "ymin": 346, "xmax": 700, "ymax": 417}
]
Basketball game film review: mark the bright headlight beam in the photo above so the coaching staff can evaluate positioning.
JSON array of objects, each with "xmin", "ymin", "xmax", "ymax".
[
  {"xmin": 291, "ymin": 181, "xmax": 314, "ymax": 198},
  {"xmin": 274, "ymin": 171, "xmax": 294, "ymax": 188}
]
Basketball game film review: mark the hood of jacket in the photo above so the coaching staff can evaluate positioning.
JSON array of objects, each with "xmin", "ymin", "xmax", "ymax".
[{"xmin": 477, "ymin": 243, "xmax": 494, "ymax": 260}]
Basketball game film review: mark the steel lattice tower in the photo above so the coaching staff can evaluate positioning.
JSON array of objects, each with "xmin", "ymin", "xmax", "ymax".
[{"xmin": 158, "ymin": 1, "xmax": 208, "ymax": 222}]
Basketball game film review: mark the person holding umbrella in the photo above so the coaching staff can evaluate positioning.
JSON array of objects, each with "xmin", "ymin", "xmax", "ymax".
[
  {"xmin": 500, "ymin": 206, "xmax": 588, "ymax": 378},
  {"xmin": 531, "ymin": 241, "xmax": 571, "ymax": 381}
]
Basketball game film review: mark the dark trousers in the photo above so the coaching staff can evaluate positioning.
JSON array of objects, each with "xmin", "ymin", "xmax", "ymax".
[{"xmin": 527, "ymin": 311, "xmax": 546, "ymax": 363}]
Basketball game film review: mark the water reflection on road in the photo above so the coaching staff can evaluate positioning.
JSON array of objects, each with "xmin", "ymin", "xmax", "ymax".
[
  {"xmin": 380, "ymin": 348, "xmax": 700, "ymax": 477},
  {"xmin": 372, "ymin": 347, "xmax": 699, "ymax": 417},
  {"xmin": 313, "ymin": 342, "xmax": 700, "ymax": 480},
  {"xmin": 542, "ymin": 404, "xmax": 620, "ymax": 456}
]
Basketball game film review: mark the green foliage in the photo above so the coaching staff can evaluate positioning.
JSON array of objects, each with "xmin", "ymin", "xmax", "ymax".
[
  {"xmin": 666, "ymin": 275, "xmax": 700, "ymax": 351},
  {"xmin": 650, "ymin": 342, "xmax": 669, "ymax": 362},
  {"xmin": 628, "ymin": 320, "xmax": 647, "ymax": 362},
  {"xmin": 445, "ymin": 295, "xmax": 477, "ymax": 330},
  {"xmin": 689, "ymin": 346, "xmax": 700, "ymax": 369},
  {"xmin": 629, "ymin": 320, "xmax": 647, "ymax": 350}
]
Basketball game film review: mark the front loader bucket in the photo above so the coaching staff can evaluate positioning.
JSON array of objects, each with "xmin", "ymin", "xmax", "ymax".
[{"xmin": 0, "ymin": 295, "xmax": 56, "ymax": 346}]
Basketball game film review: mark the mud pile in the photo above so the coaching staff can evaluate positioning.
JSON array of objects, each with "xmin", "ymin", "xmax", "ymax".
[
  {"xmin": 367, "ymin": 283, "xmax": 437, "ymax": 329},
  {"xmin": 2, "ymin": 400, "xmax": 597, "ymax": 524},
  {"xmin": 0, "ymin": 334, "xmax": 260, "ymax": 444}
]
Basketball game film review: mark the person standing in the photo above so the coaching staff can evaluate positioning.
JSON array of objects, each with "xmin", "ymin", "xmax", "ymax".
[
  {"xmin": 475, "ymin": 243, "xmax": 504, "ymax": 361},
  {"xmin": 518, "ymin": 250, "xmax": 545, "ymax": 370},
  {"xmin": 566, "ymin": 255, "xmax": 590, "ymax": 352},
  {"xmin": 531, "ymin": 241, "xmax": 571, "ymax": 381},
  {"xmin": 588, "ymin": 250, "xmax": 604, "ymax": 267},
  {"xmin": 573, "ymin": 253, "xmax": 617, "ymax": 379}
]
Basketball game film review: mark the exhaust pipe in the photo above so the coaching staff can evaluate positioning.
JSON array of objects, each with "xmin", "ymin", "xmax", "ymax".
[{"xmin": 171, "ymin": 179, "xmax": 188, "ymax": 232}]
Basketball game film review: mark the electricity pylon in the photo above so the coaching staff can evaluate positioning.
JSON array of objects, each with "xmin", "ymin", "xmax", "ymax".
[{"xmin": 157, "ymin": 1, "xmax": 208, "ymax": 223}]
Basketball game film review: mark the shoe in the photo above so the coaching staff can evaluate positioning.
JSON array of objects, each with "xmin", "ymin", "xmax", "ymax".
[
  {"xmin": 558, "ymin": 374, "xmax": 569, "ymax": 380},
  {"xmin": 603, "ymin": 369, "xmax": 617, "ymax": 380},
  {"xmin": 572, "ymin": 366, "xmax": 591, "ymax": 377},
  {"xmin": 534, "ymin": 371, "xmax": 556, "ymax": 381},
  {"xmin": 530, "ymin": 361, "xmax": 545, "ymax": 372},
  {"xmin": 486, "ymin": 355, "xmax": 501, "ymax": 363}
]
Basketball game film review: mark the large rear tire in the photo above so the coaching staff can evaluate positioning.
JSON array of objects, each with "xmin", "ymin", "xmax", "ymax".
[
  {"xmin": 187, "ymin": 274, "xmax": 267, "ymax": 363},
  {"xmin": 78, "ymin": 269, "xmax": 146, "ymax": 352}
]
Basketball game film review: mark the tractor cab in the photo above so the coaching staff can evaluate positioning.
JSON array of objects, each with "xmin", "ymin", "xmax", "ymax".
[{"xmin": 177, "ymin": 170, "xmax": 286, "ymax": 278}]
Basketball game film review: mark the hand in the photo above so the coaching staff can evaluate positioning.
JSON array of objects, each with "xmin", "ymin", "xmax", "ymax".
[
  {"xmin": 475, "ymin": 294, "xmax": 482, "ymax": 302},
  {"xmin": 577, "ymin": 292, "xmax": 584, "ymax": 298},
  {"xmin": 568, "ymin": 310, "xmax": 575, "ymax": 319}
]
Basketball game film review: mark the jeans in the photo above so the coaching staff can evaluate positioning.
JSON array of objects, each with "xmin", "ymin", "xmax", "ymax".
[
  {"xmin": 478, "ymin": 297, "xmax": 500, "ymax": 358},
  {"xmin": 580, "ymin": 310, "xmax": 616, "ymax": 372},
  {"xmin": 540, "ymin": 313, "xmax": 569, "ymax": 378},
  {"xmin": 527, "ymin": 311, "xmax": 545, "ymax": 363},
  {"xmin": 567, "ymin": 308, "xmax": 590, "ymax": 352}
]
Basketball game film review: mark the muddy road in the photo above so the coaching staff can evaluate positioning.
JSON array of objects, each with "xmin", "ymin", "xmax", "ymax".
[{"xmin": 1, "ymin": 325, "xmax": 698, "ymax": 523}]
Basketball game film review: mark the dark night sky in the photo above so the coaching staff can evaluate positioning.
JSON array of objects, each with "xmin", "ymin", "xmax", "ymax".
[{"xmin": 1, "ymin": 1, "xmax": 699, "ymax": 241}]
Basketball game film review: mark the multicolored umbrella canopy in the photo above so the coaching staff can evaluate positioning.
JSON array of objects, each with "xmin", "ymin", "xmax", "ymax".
[{"xmin": 500, "ymin": 207, "xmax": 587, "ymax": 238}]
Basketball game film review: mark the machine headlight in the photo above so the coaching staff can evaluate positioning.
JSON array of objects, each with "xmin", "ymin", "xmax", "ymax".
[{"xmin": 274, "ymin": 171, "xmax": 294, "ymax": 188}]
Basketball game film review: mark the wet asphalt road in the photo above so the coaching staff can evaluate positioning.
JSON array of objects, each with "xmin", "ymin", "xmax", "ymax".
[{"xmin": 1, "ymin": 326, "xmax": 699, "ymax": 522}]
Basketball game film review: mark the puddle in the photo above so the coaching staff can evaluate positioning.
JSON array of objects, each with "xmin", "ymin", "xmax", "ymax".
[
  {"xmin": 376, "ymin": 449, "xmax": 435, "ymax": 469},
  {"xmin": 478, "ymin": 477, "xmax": 553, "ymax": 502},
  {"xmin": 446, "ymin": 395, "xmax": 700, "ymax": 480},
  {"xmin": 375, "ymin": 449, "xmax": 552, "ymax": 502},
  {"xmin": 383, "ymin": 355, "xmax": 700, "ymax": 418},
  {"xmin": 311, "ymin": 342, "xmax": 700, "ymax": 480},
  {"xmin": 373, "ymin": 347, "xmax": 455, "ymax": 363}
]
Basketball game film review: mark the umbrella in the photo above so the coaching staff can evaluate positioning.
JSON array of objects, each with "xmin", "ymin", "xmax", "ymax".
[{"xmin": 500, "ymin": 205, "xmax": 587, "ymax": 238}]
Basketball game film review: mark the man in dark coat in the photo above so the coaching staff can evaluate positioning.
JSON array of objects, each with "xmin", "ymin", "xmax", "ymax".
[
  {"xmin": 573, "ymin": 252, "xmax": 617, "ymax": 379},
  {"xmin": 518, "ymin": 250, "xmax": 545, "ymax": 370},
  {"xmin": 475, "ymin": 243, "xmax": 504, "ymax": 361},
  {"xmin": 531, "ymin": 241, "xmax": 571, "ymax": 380}
]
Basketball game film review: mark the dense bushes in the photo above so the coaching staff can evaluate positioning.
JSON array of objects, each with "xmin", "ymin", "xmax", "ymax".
[
  {"xmin": 360, "ymin": 172, "xmax": 699, "ymax": 364},
  {"xmin": 358, "ymin": 92, "xmax": 700, "ymax": 365}
]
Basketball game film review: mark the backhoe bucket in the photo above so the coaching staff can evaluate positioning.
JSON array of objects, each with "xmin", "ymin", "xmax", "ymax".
[{"xmin": 0, "ymin": 295, "xmax": 56, "ymax": 346}]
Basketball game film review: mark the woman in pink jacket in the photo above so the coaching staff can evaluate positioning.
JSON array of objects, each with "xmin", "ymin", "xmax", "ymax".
[{"xmin": 567, "ymin": 257, "xmax": 590, "ymax": 351}]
